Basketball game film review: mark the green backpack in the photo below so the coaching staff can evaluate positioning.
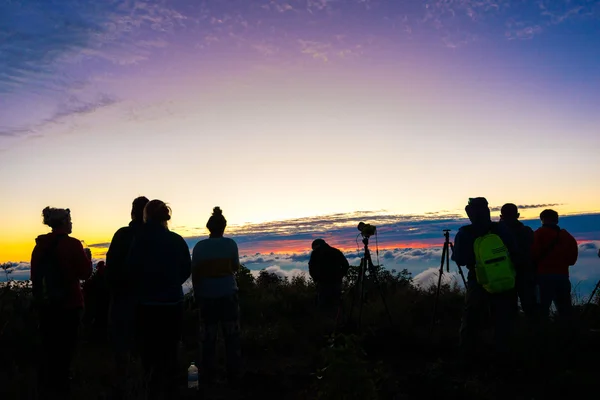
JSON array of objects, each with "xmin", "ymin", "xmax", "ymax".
[{"xmin": 473, "ymin": 226, "xmax": 515, "ymax": 293}]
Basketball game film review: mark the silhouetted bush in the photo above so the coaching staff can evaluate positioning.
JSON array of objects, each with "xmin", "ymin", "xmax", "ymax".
[{"xmin": 2, "ymin": 265, "xmax": 600, "ymax": 399}]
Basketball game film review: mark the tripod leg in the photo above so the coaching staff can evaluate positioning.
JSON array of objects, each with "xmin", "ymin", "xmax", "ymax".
[
  {"xmin": 348, "ymin": 259, "xmax": 366, "ymax": 329},
  {"xmin": 582, "ymin": 279, "xmax": 600, "ymax": 317},
  {"xmin": 348, "ymin": 282, "xmax": 356, "ymax": 325},
  {"xmin": 331, "ymin": 289, "xmax": 347, "ymax": 339},
  {"xmin": 449, "ymin": 242, "xmax": 467, "ymax": 288},
  {"xmin": 358, "ymin": 260, "xmax": 367, "ymax": 330},
  {"xmin": 347, "ymin": 267, "xmax": 362, "ymax": 327},
  {"xmin": 369, "ymin": 264, "xmax": 394, "ymax": 328},
  {"xmin": 430, "ymin": 243, "xmax": 447, "ymax": 332},
  {"xmin": 457, "ymin": 265, "xmax": 467, "ymax": 288}
]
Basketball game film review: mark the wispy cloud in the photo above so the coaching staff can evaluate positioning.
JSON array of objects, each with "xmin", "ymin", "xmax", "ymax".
[
  {"xmin": 2, "ymin": 0, "xmax": 599, "ymax": 147},
  {"xmin": 298, "ymin": 40, "xmax": 332, "ymax": 62},
  {"xmin": 505, "ymin": 21, "xmax": 543, "ymax": 40},
  {"xmin": 3, "ymin": 0, "xmax": 598, "ymax": 99},
  {"xmin": 179, "ymin": 210, "xmax": 600, "ymax": 256},
  {"xmin": 489, "ymin": 203, "xmax": 562, "ymax": 212},
  {"xmin": 0, "ymin": 1, "xmax": 187, "ymax": 94},
  {"xmin": 0, "ymin": 93, "xmax": 118, "ymax": 139},
  {"xmin": 0, "ymin": 0, "xmax": 190, "ymax": 145},
  {"xmin": 539, "ymin": 1, "xmax": 597, "ymax": 25}
]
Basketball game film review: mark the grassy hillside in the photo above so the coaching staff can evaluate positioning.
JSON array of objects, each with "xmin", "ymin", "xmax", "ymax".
[{"xmin": 1, "ymin": 265, "xmax": 600, "ymax": 399}]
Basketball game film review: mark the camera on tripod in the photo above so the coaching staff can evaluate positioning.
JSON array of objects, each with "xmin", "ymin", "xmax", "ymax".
[
  {"xmin": 347, "ymin": 221, "xmax": 393, "ymax": 330},
  {"xmin": 357, "ymin": 222, "xmax": 376, "ymax": 238}
]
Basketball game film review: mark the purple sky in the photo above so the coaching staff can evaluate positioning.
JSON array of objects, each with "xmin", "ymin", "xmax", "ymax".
[{"xmin": 1, "ymin": 0, "xmax": 599, "ymax": 264}]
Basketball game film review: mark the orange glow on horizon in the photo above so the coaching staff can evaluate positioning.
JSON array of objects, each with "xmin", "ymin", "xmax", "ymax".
[{"xmin": 236, "ymin": 239, "xmax": 439, "ymax": 255}]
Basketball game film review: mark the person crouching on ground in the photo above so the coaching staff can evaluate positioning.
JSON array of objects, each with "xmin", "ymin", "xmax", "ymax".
[{"xmin": 308, "ymin": 239, "xmax": 350, "ymax": 312}]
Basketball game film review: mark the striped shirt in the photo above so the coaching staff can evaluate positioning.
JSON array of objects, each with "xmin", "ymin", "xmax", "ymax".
[{"xmin": 191, "ymin": 237, "xmax": 239, "ymax": 299}]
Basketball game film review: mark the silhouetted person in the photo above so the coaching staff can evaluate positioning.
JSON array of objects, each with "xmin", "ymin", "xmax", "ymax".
[
  {"xmin": 532, "ymin": 209, "xmax": 578, "ymax": 323},
  {"xmin": 82, "ymin": 261, "xmax": 109, "ymax": 343},
  {"xmin": 452, "ymin": 197, "xmax": 518, "ymax": 364},
  {"xmin": 308, "ymin": 239, "xmax": 349, "ymax": 310},
  {"xmin": 128, "ymin": 200, "xmax": 191, "ymax": 398},
  {"xmin": 31, "ymin": 207, "xmax": 92, "ymax": 398},
  {"xmin": 106, "ymin": 196, "xmax": 149, "ymax": 393},
  {"xmin": 500, "ymin": 203, "xmax": 537, "ymax": 320},
  {"xmin": 191, "ymin": 207, "xmax": 242, "ymax": 384}
]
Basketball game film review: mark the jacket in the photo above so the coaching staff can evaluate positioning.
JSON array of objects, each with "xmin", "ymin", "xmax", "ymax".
[
  {"xmin": 106, "ymin": 220, "xmax": 144, "ymax": 297},
  {"xmin": 308, "ymin": 244, "xmax": 350, "ymax": 284},
  {"xmin": 532, "ymin": 224, "xmax": 578, "ymax": 276},
  {"xmin": 30, "ymin": 231, "xmax": 92, "ymax": 309},
  {"xmin": 127, "ymin": 222, "xmax": 191, "ymax": 304},
  {"xmin": 499, "ymin": 220, "xmax": 534, "ymax": 273}
]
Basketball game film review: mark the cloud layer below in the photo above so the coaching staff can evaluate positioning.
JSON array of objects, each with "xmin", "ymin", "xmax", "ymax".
[{"xmin": 4, "ymin": 210, "xmax": 600, "ymax": 298}]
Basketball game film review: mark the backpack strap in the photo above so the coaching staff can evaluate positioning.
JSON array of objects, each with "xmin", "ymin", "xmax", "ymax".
[{"xmin": 536, "ymin": 229, "xmax": 561, "ymax": 264}]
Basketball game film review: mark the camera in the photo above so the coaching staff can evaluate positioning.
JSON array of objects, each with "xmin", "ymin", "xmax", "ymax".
[{"xmin": 357, "ymin": 222, "xmax": 376, "ymax": 238}]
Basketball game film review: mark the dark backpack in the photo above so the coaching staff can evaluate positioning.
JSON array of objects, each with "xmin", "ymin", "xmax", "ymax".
[
  {"xmin": 311, "ymin": 246, "xmax": 343, "ymax": 283},
  {"xmin": 32, "ymin": 234, "xmax": 69, "ymax": 307},
  {"xmin": 509, "ymin": 222, "xmax": 534, "ymax": 271}
]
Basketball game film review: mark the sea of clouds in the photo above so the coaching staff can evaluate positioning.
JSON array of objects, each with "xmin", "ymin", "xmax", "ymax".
[{"xmin": 3, "ymin": 210, "xmax": 599, "ymax": 300}]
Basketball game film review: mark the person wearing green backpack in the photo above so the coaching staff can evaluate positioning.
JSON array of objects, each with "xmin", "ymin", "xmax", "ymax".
[{"xmin": 452, "ymin": 197, "xmax": 519, "ymax": 365}]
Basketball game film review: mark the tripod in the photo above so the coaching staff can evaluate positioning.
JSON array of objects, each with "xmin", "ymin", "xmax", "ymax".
[
  {"xmin": 430, "ymin": 229, "xmax": 467, "ymax": 333},
  {"xmin": 347, "ymin": 236, "xmax": 394, "ymax": 331},
  {"xmin": 582, "ymin": 279, "xmax": 600, "ymax": 317},
  {"xmin": 581, "ymin": 254, "xmax": 600, "ymax": 317}
]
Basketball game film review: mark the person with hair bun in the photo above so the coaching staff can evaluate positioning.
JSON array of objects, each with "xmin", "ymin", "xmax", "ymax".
[
  {"xmin": 30, "ymin": 206, "xmax": 92, "ymax": 397},
  {"xmin": 127, "ymin": 199, "xmax": 191, "ymax": 396},
  {"xmin": 191, "ymin": 207, "xmax": 242, "ymax": 384}
]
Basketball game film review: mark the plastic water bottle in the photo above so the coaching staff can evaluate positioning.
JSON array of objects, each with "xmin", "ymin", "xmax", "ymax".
[{"xmin": 187, "ymin": 362, "xmax": 199, "ymax": 389}]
